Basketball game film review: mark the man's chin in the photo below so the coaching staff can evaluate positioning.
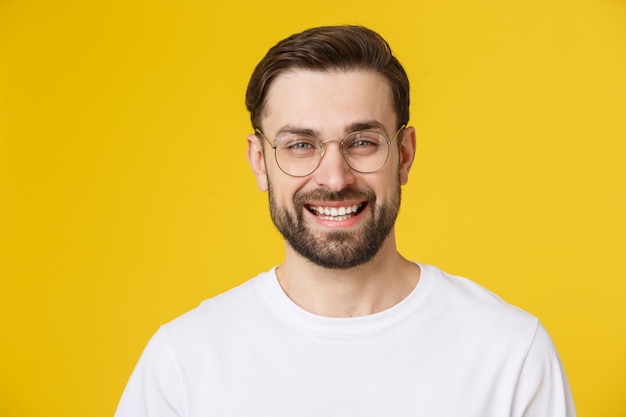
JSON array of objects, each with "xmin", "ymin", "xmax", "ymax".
[{"xmin": 286, "ymin": 233, "xmax": 378, "ymax": 270}]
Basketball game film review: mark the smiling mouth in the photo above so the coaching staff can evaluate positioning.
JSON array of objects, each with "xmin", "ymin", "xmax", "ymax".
[{"xmin": 306, "ymin": 203, "xmax": 365, "ymax": 221}]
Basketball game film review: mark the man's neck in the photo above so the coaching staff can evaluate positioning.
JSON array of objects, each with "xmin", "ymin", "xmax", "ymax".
[{"xmin": 276, "ymin": 236, "xmax": 420, "ymax": 318}]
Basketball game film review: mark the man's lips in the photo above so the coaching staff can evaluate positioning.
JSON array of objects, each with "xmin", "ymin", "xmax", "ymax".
[{"xmin": 305, "ymin": 203, "xmax": 365, "ymax": 221}]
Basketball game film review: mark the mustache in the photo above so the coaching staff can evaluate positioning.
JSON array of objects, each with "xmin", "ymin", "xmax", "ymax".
[{"xmin": 294, "ymin": 186, "xmax": 376, "ymax": 204}]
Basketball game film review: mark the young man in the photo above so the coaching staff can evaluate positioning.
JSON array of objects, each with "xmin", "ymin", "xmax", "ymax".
[{"xmin": 115, "ymin": 26, "xmax": 576, "ymax": 416}]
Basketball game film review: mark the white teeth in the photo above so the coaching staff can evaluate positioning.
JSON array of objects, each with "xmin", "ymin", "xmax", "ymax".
[{"xmin": 309, "ymin": 204, "xmax": 362, "ymax": 221}]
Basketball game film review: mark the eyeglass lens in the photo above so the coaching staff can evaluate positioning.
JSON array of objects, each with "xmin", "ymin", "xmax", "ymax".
[{"xmin": 274, "ymin": 131, "xmax": 390, "ymax": 177}]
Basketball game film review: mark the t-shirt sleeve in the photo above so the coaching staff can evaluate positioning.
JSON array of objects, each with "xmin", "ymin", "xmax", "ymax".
[
  {"xmin": 114, "ymin": 328, "xmax": 184, "ymax": 417},
  {"xmin": 511, "ymin": 321, "xmax": 577, "ymax": 417}
]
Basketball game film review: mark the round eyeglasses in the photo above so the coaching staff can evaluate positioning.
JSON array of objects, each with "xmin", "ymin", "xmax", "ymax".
[{"xmin": 255, "ymin": 125, "xmax": 405, "ymax": 177}]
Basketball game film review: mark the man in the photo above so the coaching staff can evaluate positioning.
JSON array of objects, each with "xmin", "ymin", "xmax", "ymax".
[{"xmin": 115, "ymin": 25, "xmax": 576, "ymax": 416}]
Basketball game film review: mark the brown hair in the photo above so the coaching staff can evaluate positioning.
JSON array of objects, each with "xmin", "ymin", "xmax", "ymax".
[{"xmin": 245, "ymin": 25, "xmax": 410, "ymax": 131}]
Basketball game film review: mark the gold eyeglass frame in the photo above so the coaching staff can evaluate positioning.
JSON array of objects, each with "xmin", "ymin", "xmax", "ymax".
[{"xmin": 255, "ymin": 124, "xmax": 405, "ymax": 177}]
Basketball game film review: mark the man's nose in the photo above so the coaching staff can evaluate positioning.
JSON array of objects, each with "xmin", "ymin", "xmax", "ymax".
[{"xmin": 311, "ymin": 141, "xmax": 356, "ymax": 191}]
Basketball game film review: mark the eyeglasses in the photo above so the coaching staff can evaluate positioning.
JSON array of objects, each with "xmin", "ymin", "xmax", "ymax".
[{"xmin": 255, "ymin": 125, "xmax": 405, "ymax": 177}]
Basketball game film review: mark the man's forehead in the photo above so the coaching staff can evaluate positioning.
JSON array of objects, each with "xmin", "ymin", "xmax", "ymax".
[
  {"xmin": 266, "ymin": 67, "xmax": 391, "ymax": 94},
  {"xmin": 259, "ymin": 68, "xmax": 397, "ymax": 134}
]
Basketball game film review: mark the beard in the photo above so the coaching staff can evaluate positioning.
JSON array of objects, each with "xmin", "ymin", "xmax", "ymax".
[{"xmin": 267, "ymin": 178, "xmax": 401, "ymax": 269}]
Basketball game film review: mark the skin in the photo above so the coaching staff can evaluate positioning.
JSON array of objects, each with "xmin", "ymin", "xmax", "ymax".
[{"xmin": 247, "ymin": 69, "xmax": 420, "ymax": 318}]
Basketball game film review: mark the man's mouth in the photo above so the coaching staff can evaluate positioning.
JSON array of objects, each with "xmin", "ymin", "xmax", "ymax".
[{"xmin": 306, "ymin": 203, "xmax": 365, "ymax": 221}]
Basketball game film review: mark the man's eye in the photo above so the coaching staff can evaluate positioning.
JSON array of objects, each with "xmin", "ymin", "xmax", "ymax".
[
  {"xmin": 289, "ymin": 141, "xmax": 314, "ymax": 150},
  {"xmin": 279, "ymin": 136, "xmax": 319, "ymax": 154},
  {"xmin": 346, "ymin": 133, "xmax": 382, "ymax": 153},
  {"xmin": 351, "ymin": 139, "xmax": 377, "ymax": 148}
]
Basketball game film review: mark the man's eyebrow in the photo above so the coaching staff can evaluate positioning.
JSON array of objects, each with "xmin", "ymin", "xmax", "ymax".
[
  {"xmin": 345, "ymin": 120, "xmax": 388, "ymax": 135},
  {"xmin": 274, "ymin": 120, "xmax": 389, "ymax": 138},
  {"xmin": 274, "ymin": 125, "xmax": 319, "ymax": 137}
]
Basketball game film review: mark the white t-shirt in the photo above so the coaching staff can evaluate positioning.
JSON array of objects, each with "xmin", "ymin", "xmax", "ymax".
[{"xmin": 115, "ymin": 264, "xmax": 576, "ymax": 417}]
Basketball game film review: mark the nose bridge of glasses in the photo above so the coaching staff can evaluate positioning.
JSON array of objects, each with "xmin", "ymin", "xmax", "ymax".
[
  {"xmin": 313, "ymin": 139, "xmax": 357, "ymax": 186},
  {"xmin": 319, "ymin": 139, "xmax": 348, "ymax": 160}
]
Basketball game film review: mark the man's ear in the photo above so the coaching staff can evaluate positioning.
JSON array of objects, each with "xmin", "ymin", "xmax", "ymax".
[
  {"xmin": 398, "ymin": 126, "xmax": 416, "ymax": 185},
  {"xmin": 247, "ymin": 133, "xmax": 269, "ymax": 192}
]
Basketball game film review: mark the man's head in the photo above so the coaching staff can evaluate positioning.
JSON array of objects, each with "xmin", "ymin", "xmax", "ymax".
[
  {"xmin": 246, "ymin": 26, "xmax": 416, "ymax": 269},
  {"xmin": 246, "ymin": 25, "xmax": 410, "ymax": 132}
]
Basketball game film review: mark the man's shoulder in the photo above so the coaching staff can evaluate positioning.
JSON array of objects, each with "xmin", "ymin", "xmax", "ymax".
[
  {"xmin": 160, "ymin": 268, "xmax": 275, "ymax": 338},
  {"xmin": 421, "ymin": 264, "xmax": 539, "ymax": 338}
]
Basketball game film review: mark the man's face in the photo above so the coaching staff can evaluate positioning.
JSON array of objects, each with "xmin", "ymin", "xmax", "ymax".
[{"xmin": 248, "ymin": 69, "xmax": 414, "ymax": 269}]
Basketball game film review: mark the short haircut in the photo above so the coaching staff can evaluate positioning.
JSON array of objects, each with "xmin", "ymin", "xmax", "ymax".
[{"xmin": 245, "ymin": 25, "xmax": 410, "ymax": 131}]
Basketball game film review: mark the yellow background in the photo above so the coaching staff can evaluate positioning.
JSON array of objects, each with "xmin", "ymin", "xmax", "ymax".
[{"xmin": 1, "ymin": 0, "xmax": 624, "ymax": 415}]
